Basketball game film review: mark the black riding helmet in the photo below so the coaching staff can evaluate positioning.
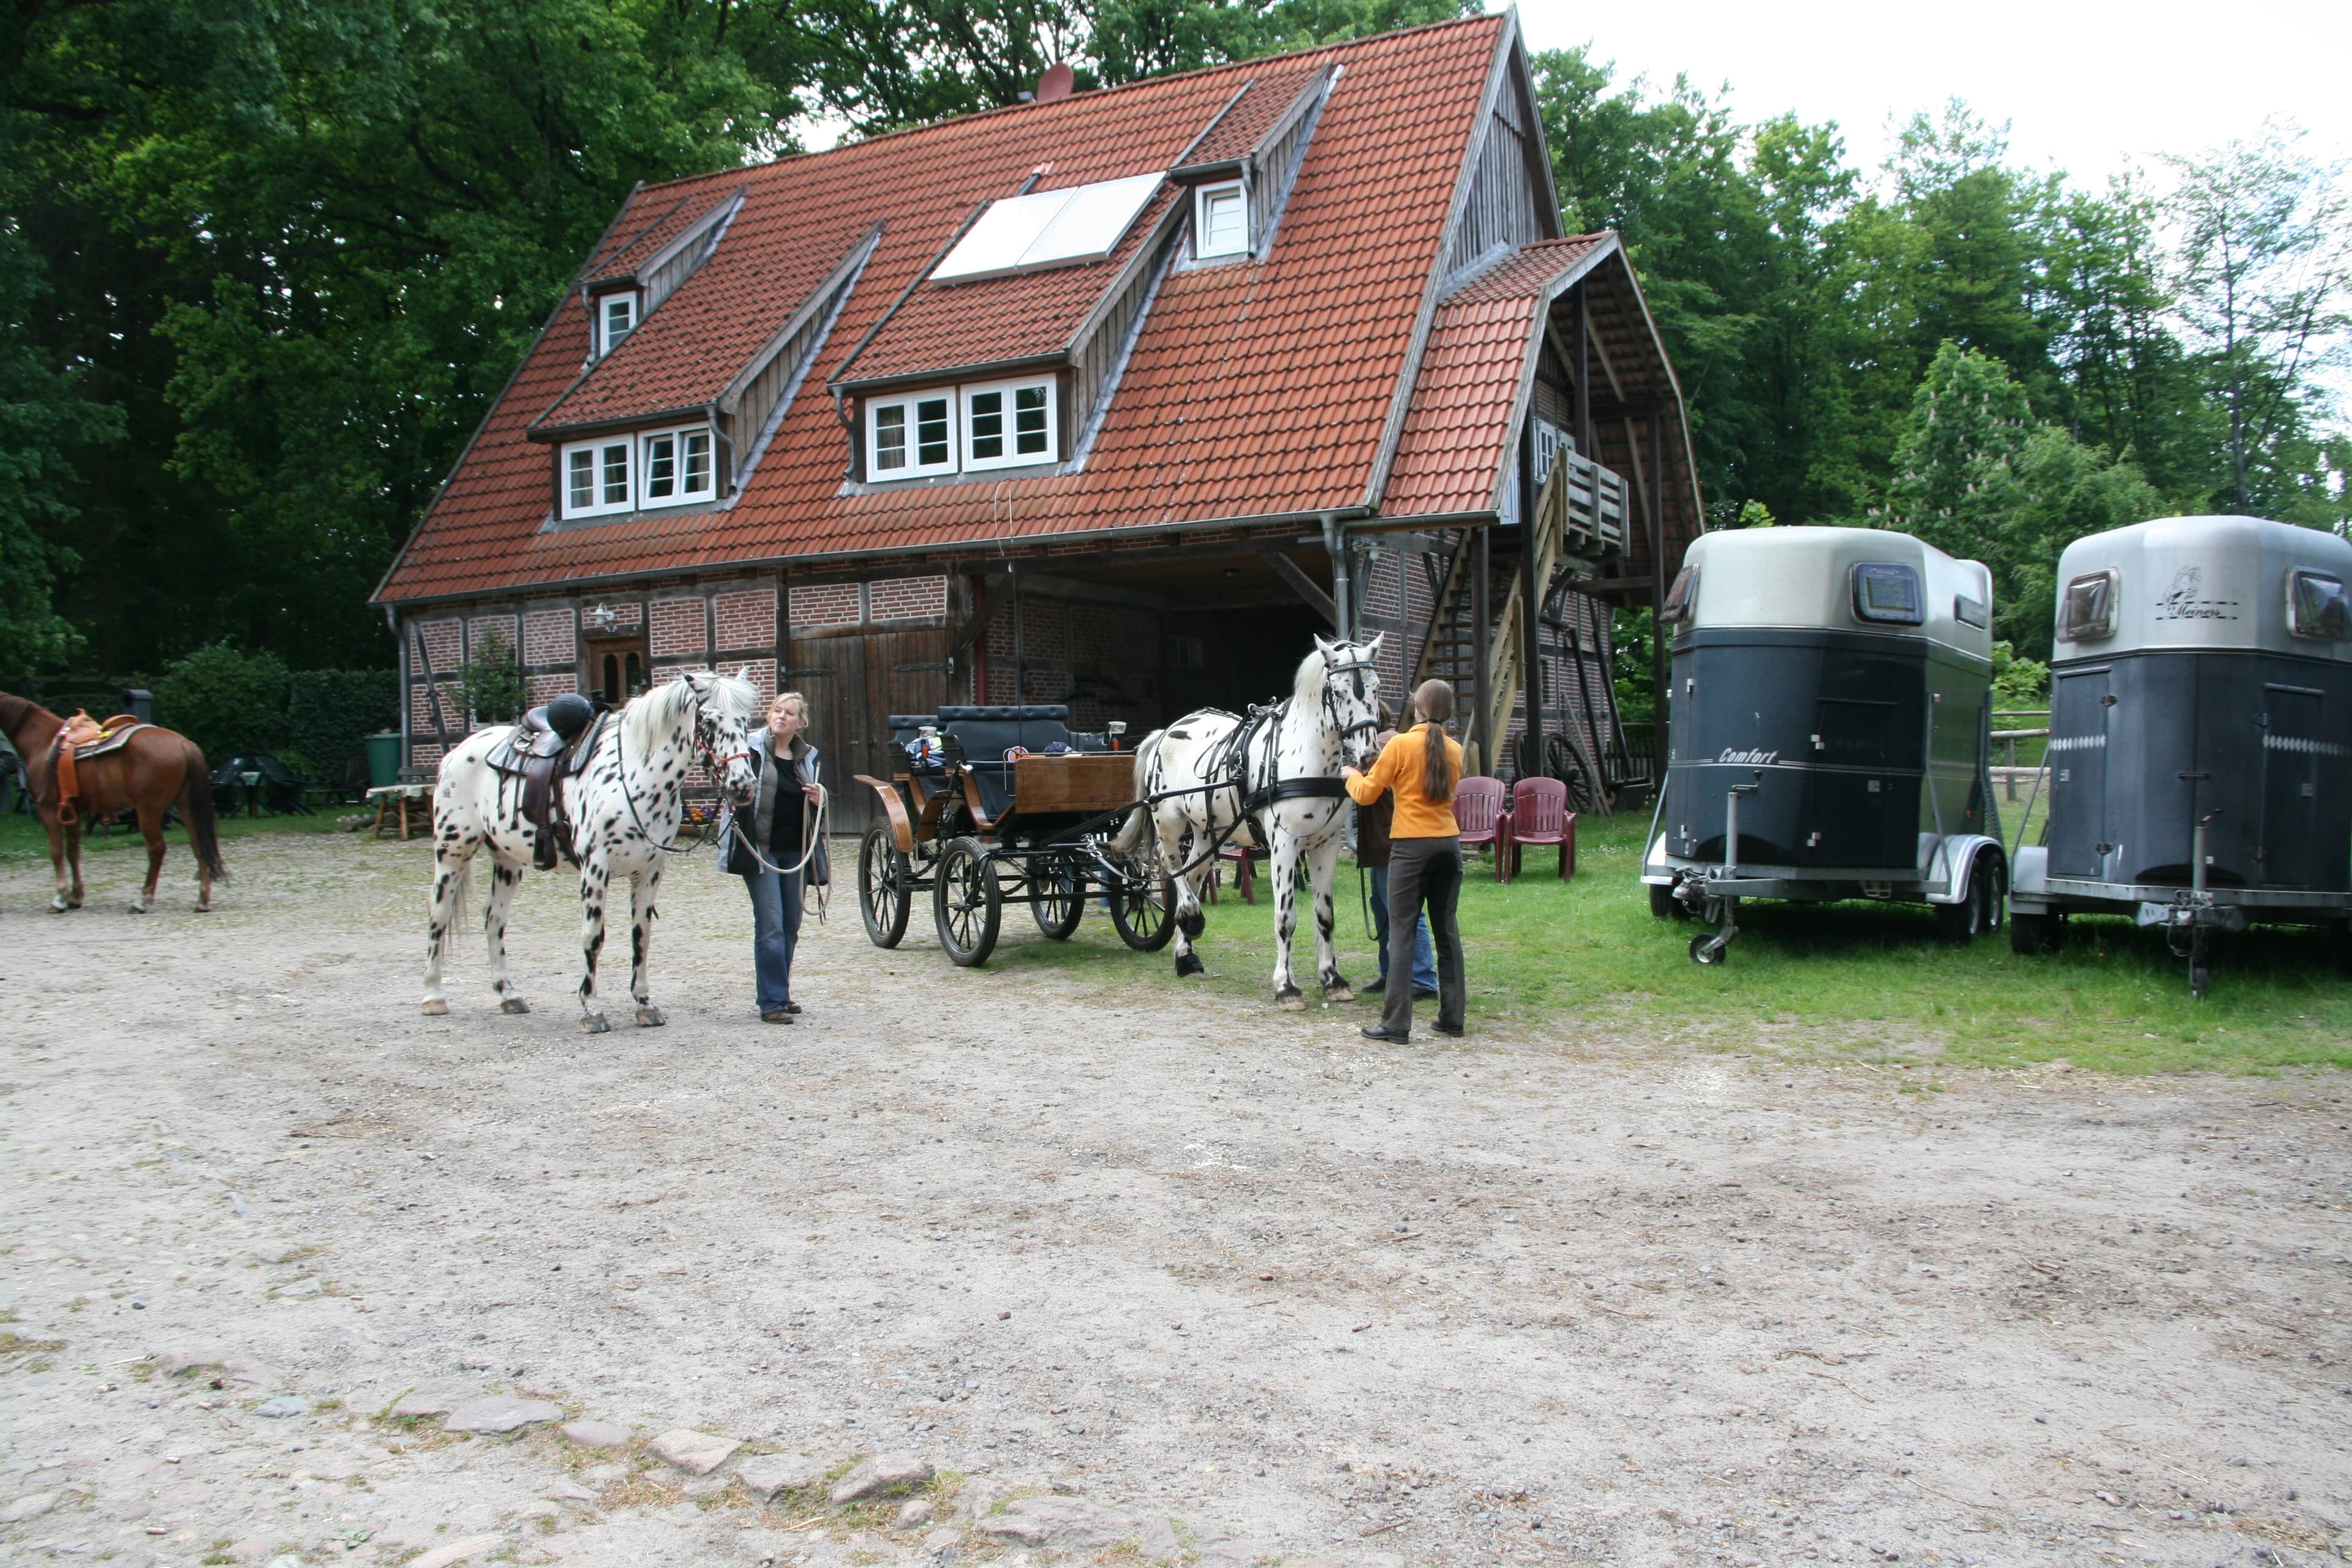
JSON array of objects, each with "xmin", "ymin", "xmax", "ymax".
[{"xmin": 543, "ymin": 692, "xmax": 597, "ymax": 740}]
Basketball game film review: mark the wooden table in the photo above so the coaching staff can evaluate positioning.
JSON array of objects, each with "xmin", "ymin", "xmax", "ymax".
[{"xmin": 366, "ymin": 783, "xmax": 433, "ymax": 841}]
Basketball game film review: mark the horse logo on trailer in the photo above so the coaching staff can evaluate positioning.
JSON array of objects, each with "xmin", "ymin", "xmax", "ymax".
[{"xmin": 2154, "ymin": 565, "xmax": 2239, "ymax": 622}]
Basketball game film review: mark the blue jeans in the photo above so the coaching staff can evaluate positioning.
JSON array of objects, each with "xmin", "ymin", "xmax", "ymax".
[
  {"xmin": 1370, "ymin": 865, "xmax": 1438, "ymax": 992},
  {"xmin": 742, "ymin": 868, "xmax": 803, "ymax": 1014}
]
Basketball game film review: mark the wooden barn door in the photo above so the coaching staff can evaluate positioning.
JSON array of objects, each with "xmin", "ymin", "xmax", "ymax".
[{"xmin": 790, "ymin": 634, "xmax": 869, "ymax": 837}]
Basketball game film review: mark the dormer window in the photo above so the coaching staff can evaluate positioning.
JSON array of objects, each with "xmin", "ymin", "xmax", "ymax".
[
  {"xmin": 562, "ymin": 437, "xmax": 633, "ymax": 519},
  {"xmin": 1195, "ymin": 182, "xmax": 1248, "ymax": 258},
  {"xmin": 862, "ymin": 378, "xmax": 1058, "ymax": 482},
  {"xmin": 867, "ymin": 393, "xmax": 957, "ymax": 477},
  {"xmin": 598, "ymin": 292, "xmax": 638, "ymax": 358},
  {"xmin": 641, "ymin": 425, "xmax": 715, "ymax": 507}
]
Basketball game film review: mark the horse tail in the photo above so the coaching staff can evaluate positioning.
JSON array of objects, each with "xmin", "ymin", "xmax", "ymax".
[
  {"xmin": 176, "ymin": 741, "xmax": 229, "ymax": 882},
  {"xmin": 1106, "ymin": 729, "xmax": 1166, "ymax": 856}
]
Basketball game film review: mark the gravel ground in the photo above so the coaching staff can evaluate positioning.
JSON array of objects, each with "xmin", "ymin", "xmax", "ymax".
[{"xmin": 2, "ymin": 831, "xmax": 2350, "ymax": 1568}]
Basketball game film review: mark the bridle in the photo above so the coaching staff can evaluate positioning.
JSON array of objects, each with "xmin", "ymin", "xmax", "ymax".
[
  {"xmin": 1319, "ymin": 649, "xmax": 1382, "ymax": 759},
  {"xmin": 611, "ymin": 699, "xmax": 757, "ymax": 858}
]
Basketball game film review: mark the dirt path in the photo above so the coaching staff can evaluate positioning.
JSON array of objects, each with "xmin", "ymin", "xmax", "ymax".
[{"xmin": 2, "ymin": 833, "xmax": 2348, "ymax": 1568}]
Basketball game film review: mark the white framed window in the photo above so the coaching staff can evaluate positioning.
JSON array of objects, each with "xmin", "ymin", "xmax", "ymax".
[
  {"xmin": 560, "ymin": 437, "xmax": 635, "ymax": 520},
  {"xmin": 865, "ymin": 392, "xmax": 958, "ymax": 479},
  {"xmin": 640, "ymin": 425, "xmax": 715, "ymax": 507},
  {"xmin": 1194, "ymin": 181, "xmax": 1248, "ymax": 258},
  {"xmin": 596, "ymin": 291, "xmax": 638, "ymax": 358},
  {"xmin": 961, "ymin": 379, "xmax": 1057, "ymax": 470}
]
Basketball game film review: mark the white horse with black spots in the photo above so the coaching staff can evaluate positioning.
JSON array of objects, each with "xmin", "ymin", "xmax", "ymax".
[
  {"xmin": 422, "ymin": 670, "xmax": 761, "ymax": 1031},
  {"xmin": 1109, "ymin": 635, "xmax": 1384, "ymax": 1008}
]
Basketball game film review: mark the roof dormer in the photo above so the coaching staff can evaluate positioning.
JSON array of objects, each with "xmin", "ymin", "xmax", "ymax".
[
  {"xmin": 581, "ymin": 185, "xmax": 745, "ymax": 362},
  {"xmin": 1167, "ymin": 62, "xmax": 1339, "ymax": 263}
]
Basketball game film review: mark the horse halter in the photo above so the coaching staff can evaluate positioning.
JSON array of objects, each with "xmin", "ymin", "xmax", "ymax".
[{"xmin": 1320, "ymin": 650, "xmax": 1383, "ymax": 745}]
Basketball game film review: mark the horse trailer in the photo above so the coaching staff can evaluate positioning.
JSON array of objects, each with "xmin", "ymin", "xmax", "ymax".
[
  {"xmin": 1642, "ymin": 526, "xmax": 2005, "ymax": 962},
  {"xmin": 2008, "ymin": 514, "xmax": 2352, "ymax": 995}
]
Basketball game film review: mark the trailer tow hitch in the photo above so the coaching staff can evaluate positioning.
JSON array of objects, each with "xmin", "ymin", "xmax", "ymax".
[
  {"xmin": 2149, "ymin": 811, "xmax": 2241, "ymax": 999},
  {"xmin": 1686, "ymin": 779, "xmax": 1762, "ymax": 965}
]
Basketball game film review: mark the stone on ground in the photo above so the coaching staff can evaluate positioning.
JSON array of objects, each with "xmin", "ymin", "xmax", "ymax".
[
  {"xmin": 0, "ymin": 1492, "xmax": 58, "ymax": 1524},
  {"xmin": 559, "ymin": 1418, "xmax": 629, "ymax": 1449},
  {"xmin": 386, "ymin": 1379, "xmax": 478, "ymax": 1418},
  {"xmin": 829, "ymin": 1452, "xmax": 933, "ymax": 1504},
  {"xmin": 442, "ymin": 1395, "xmax": 562, "ymax": 1434},
  {"xmin": 974, "ymin": 1495, "xmax": 1142, "ymax": 1551},
  {"xmin": 251, "ymin": 1395, "xmax": 309, "ymax": 1419},
  {"xmin": 1139, "ymin": 1515, "xmax": 1183, "ymax": 1560},
  {"xmin": 894, "ymin": 1497, "xmax": 934, "ymax": 1528},
  {"xmin": 649, "ymin": 1428, "xmax": 741, "ymax": 1476},
  {"xmin": 954, "ymin": 1476, "xmax": 1014, "ymax": 1521},
  {"xmin": 407, "ymin": 1533, "xmax": 507, "ymax": 1568},
  {"xmin": 737, "ymin": 1453, "xmax": 828, "ymax": 1501}
]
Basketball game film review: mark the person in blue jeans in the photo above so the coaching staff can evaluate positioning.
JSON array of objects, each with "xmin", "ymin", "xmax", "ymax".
[
  {"xmin": 724, "ymin": 691, "xmax": 821, "ymax": 1022},
  {"xmin": 1358, "ymin": 707, "xmax": 1437, "ymax": 998}
]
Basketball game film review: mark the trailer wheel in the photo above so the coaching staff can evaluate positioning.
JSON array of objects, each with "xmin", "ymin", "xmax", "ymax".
[
  {"xmin": 933, "ymin": 836, "xmax": 1002, "ymax": 967},
  {"xmin": 2008, "ymin": 911, "xmax": 2051, "ymax": 956},
  {"xmin": 1648, "ymin": 883, "xmax": 1675, "ymax": 919},
  {"xmin": 858, "ymin": 825, "xmax": 912, "ymax": 949},
  {"xmin": 1936, "ymin": 854, "xmax": 2000, "ymax": 944}
]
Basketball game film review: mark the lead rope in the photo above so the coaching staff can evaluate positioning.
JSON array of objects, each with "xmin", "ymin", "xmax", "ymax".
[{"xmin": 718, "ymin": 781, "xmax": 830, "ymax": 923}]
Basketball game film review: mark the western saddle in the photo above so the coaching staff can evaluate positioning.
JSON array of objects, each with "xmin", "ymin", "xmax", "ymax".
[
  {"xmin": 488, "ymin": 695, "xmax": 602, "ymax": 870},
  {"xmin": 41, "ymin": 710, "xmax": 146, "ymax": 826}
]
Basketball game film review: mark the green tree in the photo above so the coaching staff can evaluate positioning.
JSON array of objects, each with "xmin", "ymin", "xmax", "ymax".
[{"xmin": 153, "ymin": 641, "xmax": 289, "ymax": 761}]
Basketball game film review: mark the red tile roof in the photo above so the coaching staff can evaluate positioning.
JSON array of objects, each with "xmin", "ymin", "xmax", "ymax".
[
  {"xmin": 1175, "ymin": 64, "xmax": 1327, "ymax": 168},
  {"xmin": 1383, "ymin": 236, "xmax": 1607, "ymax": 518},
  {"xmin": 377, "ymin": 17, "xmax": 1520, "ymax": 605}
]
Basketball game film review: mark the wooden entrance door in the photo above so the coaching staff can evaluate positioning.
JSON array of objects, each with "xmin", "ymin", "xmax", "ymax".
[{"xmin": 586, "ymin": 636, "xmax": 649, "ymax": 704}]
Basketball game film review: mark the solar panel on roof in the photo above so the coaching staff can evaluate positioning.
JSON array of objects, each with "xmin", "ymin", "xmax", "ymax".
[{"xmin": 932, "ymin": 172, "xmax": 1166, "ymax": 281}]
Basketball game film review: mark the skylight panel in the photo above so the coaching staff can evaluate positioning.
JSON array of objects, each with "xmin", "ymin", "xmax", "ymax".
[{"xmin": 932, "ymin": 172, "xmax": 1166, "ymax": 281}]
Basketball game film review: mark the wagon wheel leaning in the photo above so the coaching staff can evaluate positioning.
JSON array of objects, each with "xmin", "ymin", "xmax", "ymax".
[
  {"xmin": 1109, "ymin": 856, "xmax": 1175, "ymax": 951},
  {"xmin": 858, "ymin": 824, "xmax": 912, "ymax": 949},
  {"xmin": 1032, "ymin": 849, "xmax": 1085, "ymax": 940},
  {"xmin": 932, "ymin": 835, "xmax": 1002, "ymax": 967}
]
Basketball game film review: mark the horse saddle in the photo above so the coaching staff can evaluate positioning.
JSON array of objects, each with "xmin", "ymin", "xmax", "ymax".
[
  {"xmin": 486, "ymin": 696, "xmax": 601, "ymax": 870},
  {"xmin": 41, "ymin": 712, "xmax": 148, "ymax": 824}
]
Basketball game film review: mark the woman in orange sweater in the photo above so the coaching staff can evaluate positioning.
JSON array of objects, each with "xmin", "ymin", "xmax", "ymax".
[{"xmin": 1343, "ymin": 679, "xmax": 1466, "ymax": 1042}]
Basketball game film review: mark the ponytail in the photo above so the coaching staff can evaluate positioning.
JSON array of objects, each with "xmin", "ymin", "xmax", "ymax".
[{"xmin": 1414, "ymin": 679, "xmax": 1458, "ymax": 802}]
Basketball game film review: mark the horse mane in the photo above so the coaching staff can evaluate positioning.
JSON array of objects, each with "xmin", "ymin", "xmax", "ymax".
[
  {"xmin": 1291, "ymin": 645, "xmax": 1330, "ymax": 708},
  {"xmin": 619, "ymin": 671, "xmax": 756, "ymax": 758}
]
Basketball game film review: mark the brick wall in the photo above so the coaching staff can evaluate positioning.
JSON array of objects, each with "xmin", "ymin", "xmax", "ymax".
[
  {"xmin": 649, "ymin": 597, "xmax": 709, "ymax": 660},
  {"xmin": 409, "ymin": 619, "xmax": 462, "ymax": 677},
  {"xmin": 869, "ymin": 575, "xmax": 946, "ymax": 621},
  {"xmin": 467, "ymin": 613, "xmax": 518, "ymax": 663},
  {"xmin": 410, "ymin": 679, "xmax": 464, "ymax": 740},
  {"xmin": 791, "ymin": 583, "xmax": 861, "ymax": 628},
  {"xmin": 981, "ymin": 592, "xmax": 1158, "ymax": 728},
  {"xmin": 523, "ymin": 606, "xmax": 576, "ymax": 667},
  {"xmin": 526, "ymin": 672, "xmax": 579, "ymax": 707},
  {"xmin": 713, "ymin": 589, "xmax": 777, "ymax": 652}
]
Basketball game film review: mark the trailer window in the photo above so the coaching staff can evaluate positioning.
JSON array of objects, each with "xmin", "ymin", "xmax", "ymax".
[
  {"xmin": 1954, "ymin": 594, "xmax": 1989, "ymax": 628},
  {"xmin": 1662, "ymin": 565, "xmax": 1698, "ymax": 624},
  {"xmin": 1852, "ymin": 563, "xmax": 1923, "ymax": 625},
  {"xmin": 2061, "ymin": 570, "xmax": 2118, "ymax": 641},
  {"xmin": 2289, "ymin": 569, "xmax": 2350, "ymax": 641}
]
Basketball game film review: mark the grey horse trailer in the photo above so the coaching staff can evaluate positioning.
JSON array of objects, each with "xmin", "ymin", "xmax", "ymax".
[
  {"xmin": 2008, "ymin": 514, "xmax": 2352, "ymax": 995},
  {"xmin": 1642, "ymin": 526, "xmax": 2005, "ymax": 963}
]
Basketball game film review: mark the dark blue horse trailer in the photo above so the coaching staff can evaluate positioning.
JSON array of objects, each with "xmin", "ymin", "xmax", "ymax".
[
  {"xmin": 2009, "ymin": 515, "xmax": 2352, "ymax": 995},
  {"xmin": 1642, "ymin": 526, "xmax": 2005, "ymax": 962}
]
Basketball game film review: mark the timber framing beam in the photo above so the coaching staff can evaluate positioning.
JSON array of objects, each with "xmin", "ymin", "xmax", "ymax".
[
  {"xmin": 949, "ymin": 571, "xmax": 1013, "ymax": 659},
  {"xmin": 1259, "ymin": 548, "xmax": 1338, "ymax": 628}
]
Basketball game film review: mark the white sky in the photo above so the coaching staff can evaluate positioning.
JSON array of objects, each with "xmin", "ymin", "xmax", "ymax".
[{"xmin": 1515, "ymin": 0, "xmax": 2351, "ymax": 190}]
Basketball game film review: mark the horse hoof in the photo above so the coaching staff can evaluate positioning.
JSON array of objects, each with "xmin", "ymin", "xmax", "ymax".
[
  {"xmin": 635, "ymin": 1005, "xmax": 666, "ymax": 1028},
  {"xmin": 48, "ymin": 899, "xmax": 69, "ymax": 914},
  {"xmin": 421, "ymin": 998, "xmax": 449, "ymax": 1016},
  {"xmin": 499, "ymin": 997, "xmax": 530, "ymax": 1016},
  {"xmin": 581, "ymin": 1015, "xmax": 612, "ymax": 1035},
  {"xmin": 128, "ymin": 902, "xmax": 147, "ymax": 914},
  {"xmin": 193, "ymin": 902, "xmax": 211, "ymax": 913},
  {"xmin": 1325, "ymin": 986, "xmax": 1355, "ymax": 1004},
  {"xmin": 1276, "ymin": 989, "xmax": 1306, "ymax": 1011},
  {"xmin": 1175, "ymin": 954, "xmax": 1205, "ymax": 978}
]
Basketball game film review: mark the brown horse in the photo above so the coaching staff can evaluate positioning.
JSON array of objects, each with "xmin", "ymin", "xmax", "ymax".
[{"xmin": 0, "ymin": 693, "xmax": 227, "ymax": 913}]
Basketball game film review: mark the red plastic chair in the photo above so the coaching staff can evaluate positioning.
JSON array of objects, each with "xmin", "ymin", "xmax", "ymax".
[
  {"xmin": 1452, "ymin": 775, "xmax": 1509, "ymax": 881},
  {"xmin": 1210, "ymin": 842, "xmax": 1256, "ymax": 905},
  {"xmin": 1505, "ymin": 776, "xmax": 1575, "ymax": 883}
]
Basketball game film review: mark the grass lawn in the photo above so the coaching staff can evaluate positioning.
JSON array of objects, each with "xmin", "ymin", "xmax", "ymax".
[
  {"xmin": 926, "ymin": 810, "xmax": 2352, "ymax": 1076},
  {"xmin": 0, "ymin": 801, "xmax": 355, "ymax": 864}
]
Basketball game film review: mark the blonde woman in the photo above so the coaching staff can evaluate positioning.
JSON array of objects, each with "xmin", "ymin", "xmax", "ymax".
[
  {"xmin": 723, "ymin": 692, "xmax": 822, "ymax": 1022},
  {"xmin": 1342, "ymin": 679, "xmax": 1466, "ymax": 1042}
]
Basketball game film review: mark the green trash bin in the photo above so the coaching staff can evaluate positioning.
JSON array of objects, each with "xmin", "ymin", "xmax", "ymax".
[{"xmin": 364, "ymin": 732, "xmax": 404, "ymax": 790}]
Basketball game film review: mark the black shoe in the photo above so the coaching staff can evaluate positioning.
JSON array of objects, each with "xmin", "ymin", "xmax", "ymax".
[
  {"xmin": 1411, "ymin": 986, "xmax": 1439, "ymax": 1000},
  {"xmin": 1361, "ymin": 1025, "xmax": 1411, "ymax": 1042},
  {"xmin": 1434, "ymin": 1022, "xmax": 1464, "ymax": 1038},
  {"xmin": 1363, "ymin": 978, "xmax": 1387, "ymax": 995},
  {"xmin": 761, "ymin": 1009, "xmax": 794, "ymax": 1024}
]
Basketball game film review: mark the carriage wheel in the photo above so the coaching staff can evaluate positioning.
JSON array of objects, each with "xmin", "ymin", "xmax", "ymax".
[
  {"xmin": 1109, "ymin": 862, "xmax": 1176, "ymax": 951},
  {"xmin": 1032, "ymin": 853, "xmax": 1085, "ymax": 940},
  {"xmin": 932, "ymin": 835, "xmax": 1001, "ymax": 967},
  {"xmin": 858, "ymin": 824, "xmax": 912, "ymax": 949}
]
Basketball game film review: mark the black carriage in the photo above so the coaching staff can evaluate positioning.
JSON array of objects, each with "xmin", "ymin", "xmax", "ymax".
[{"xmin": 851, "ymin": 704, "xmax": 1174, "ymax": 967}]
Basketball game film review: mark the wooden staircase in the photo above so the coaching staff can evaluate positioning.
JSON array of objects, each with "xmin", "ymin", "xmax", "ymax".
[{"xmin": 1414, "ymin": 449, "xmax": 1629, "ymax": 782}]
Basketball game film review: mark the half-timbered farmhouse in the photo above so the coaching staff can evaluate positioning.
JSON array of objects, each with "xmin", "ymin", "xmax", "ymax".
[{"xmin": 372, "ymin": 12, "xmax": 1702, "ymax": 830}]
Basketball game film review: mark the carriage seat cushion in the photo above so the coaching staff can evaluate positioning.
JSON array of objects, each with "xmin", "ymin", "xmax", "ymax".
[{"xmin": 937, "ymin": 704, "xmax": 1075, "ymax": 763}]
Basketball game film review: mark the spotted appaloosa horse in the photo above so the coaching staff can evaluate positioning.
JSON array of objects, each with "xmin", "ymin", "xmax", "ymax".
[
  {"xmin": 1109, "ymin": 635, "xmax": 1385, "ymax": 1008},
  {"xmin": 422, "ymin": 671, "xmax": 761, "ymax": 1032}
]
